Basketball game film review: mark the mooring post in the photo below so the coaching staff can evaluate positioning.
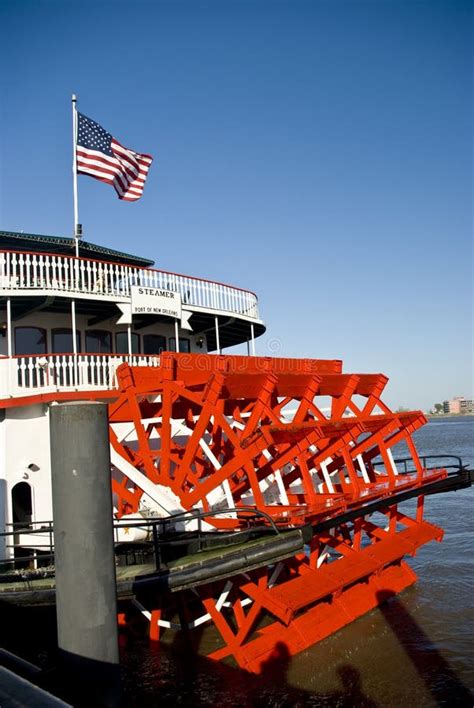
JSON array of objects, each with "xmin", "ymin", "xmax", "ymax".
[{"xmin": 49, "ymin": 401, "xmax": 121, "ymax": 707}]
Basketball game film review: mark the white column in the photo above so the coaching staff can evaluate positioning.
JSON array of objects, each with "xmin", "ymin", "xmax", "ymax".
[
  {"xmin": 0, "ymin": 416, "xmax": 8, "ymax": 560},
  {"xmin": 215, "ymin": 315, "xmax": 221, "ymax": 354},
  {"xmin": 71, "ymin": 300, "xmax": 78, "ymax": 386},
  {"xmin": 246, "ymin": 338, "xmax": 250, "ymax": 356},
  {"xmin": 174, "ymin": 319, "xmax": 180, "ymax": 353},
  {"xmin": 6, "ymin": 297, "xmax": 12, "ymax": 357},
  {"xmin": 250, "ymin": 323, "xmax": 256, "ymax": 356},
  {"xmin": 127, "ymin": 324, "xmax": 132, "ymax": 363}
]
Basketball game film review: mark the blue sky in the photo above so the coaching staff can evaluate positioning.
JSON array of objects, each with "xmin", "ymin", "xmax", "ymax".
[{"xmin": 0, "ymin": 0, "xmax": 472, "ymax": 410}]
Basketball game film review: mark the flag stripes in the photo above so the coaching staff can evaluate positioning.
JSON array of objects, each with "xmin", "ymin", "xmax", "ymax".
[{"xmin": 76, "ymin": 112, "xmax": 153, "ymax": 201}]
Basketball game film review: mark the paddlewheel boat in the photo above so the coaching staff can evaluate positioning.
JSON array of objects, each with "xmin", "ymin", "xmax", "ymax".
[{"xmin": 0, "ymin": 229, "xmax": 471, "ymax": 673}]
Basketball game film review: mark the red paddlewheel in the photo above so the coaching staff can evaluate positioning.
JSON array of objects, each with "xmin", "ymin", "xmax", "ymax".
[
  {"xmin": 109, "ymin": 353, "xmax": 446, "ymax": 526},
  {"xmin": 123, "ymin": 500, "xmax": 444, "ymax": 673},
  {"xmin": 106, "ymin": 354, "xmax": 448, "ymax": 670},
  {"xmin": 2, "ymin": 350, "xmax": 452, "ymax": 670}
]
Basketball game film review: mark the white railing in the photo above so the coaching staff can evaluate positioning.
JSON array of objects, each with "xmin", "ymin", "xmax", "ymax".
[
  {"xmin": 0, "ymin": 250, "xmax": 260, "ymax": 320},
  {"xmin": 0, "ymin": 353, "xmax": 160, "ymax": 398}
]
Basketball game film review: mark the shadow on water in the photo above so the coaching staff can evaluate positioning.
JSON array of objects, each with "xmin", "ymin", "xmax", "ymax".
[
  {"xmin": 376, "ymin": 589, "xmax": 473, "ymax": 707},
  {"xmin": 120, "ymin": 619, "xmax": 380, "ymax": 707},
  {"xmin": 119, "ymin": 588, "xmax": 474, "ymax": 707},
  {"xmin": 257, "ymin": 641, "xmax": 378, "ymax": 708}
]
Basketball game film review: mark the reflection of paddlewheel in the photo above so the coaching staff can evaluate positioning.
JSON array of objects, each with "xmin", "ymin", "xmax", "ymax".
[{"xmin": 110, "ymin": 353, "xmax": 448, "ymax": 672}]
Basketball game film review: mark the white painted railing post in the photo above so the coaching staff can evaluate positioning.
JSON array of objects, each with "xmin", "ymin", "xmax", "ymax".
[{"xmin": 1, "ymin": 353, "xmax": 163, "ymax": 398}]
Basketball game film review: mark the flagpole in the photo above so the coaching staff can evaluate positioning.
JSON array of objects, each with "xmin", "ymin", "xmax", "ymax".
[
  {"xmin": 72, "ymin": 94, "xmax": 80, "ymax": 257},
  {"xmin": 71, "ymin": 95, "xmax": 79, "ymax": 387}
]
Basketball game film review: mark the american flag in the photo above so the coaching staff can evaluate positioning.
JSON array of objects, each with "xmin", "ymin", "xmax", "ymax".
[{"xmin": 76, "ymin": 112, "xmax": 153, "ymax": 201}]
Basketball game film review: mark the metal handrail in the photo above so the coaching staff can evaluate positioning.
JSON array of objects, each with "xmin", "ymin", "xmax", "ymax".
[
  {"xmin": 115, "ymin": 507, "xmax": 282, "ymax": 570},
  {"xmin": 0, "ymin": 507, "xmax": 281, "ymax": 572},
  {"xmin": 372, "ymin": 454, "xmax": 468, "ymax": 474},
  {"xmin": 3, "ymin": 506, "xmax": 280, "ymax": 536},
  {"xmin": 113, "ymin": 506, "xmax": 281, "ymax": 533}
]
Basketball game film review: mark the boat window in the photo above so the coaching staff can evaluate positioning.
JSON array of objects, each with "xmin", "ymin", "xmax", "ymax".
[
  {"xmin": 14, "ymin": 327, "xmax": 47, "ymax": 355},
  {"xmin": 52, "ymin": 328, "xmax": 81, "ymax": 354},
  {"xmin": 143, "ymin": 334, "xmax": 167, "ymax": 355},
  {"xmin": 169, "ymin": 337, "xmax": 191, "ymax": 353},
  {"xmin": 115, "ymin": 331, "xmax": 140, "ymax": 354},
  {"xmin": 85, "ymin": 330, "xmax": 112, "ymax": 354}
]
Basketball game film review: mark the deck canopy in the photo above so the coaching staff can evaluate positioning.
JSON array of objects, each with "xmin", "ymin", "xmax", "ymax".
[{"xmin": 0, "ymin": 230, "xmax": 154, "ymax": 268}]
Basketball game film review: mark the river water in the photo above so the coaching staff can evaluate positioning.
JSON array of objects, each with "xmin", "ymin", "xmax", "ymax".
[{"xmin": 119, "ymin": 415, "xmax": 474, "ymax": 707}]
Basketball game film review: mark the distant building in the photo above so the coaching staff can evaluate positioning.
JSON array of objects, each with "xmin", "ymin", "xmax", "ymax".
[
  {"xmin": 443, "ymin": 397, "xmax": 474, "ymax": 414},
  {"xmin": 460, "ymin": 399, "xmax": 474, "ymax": 414}
]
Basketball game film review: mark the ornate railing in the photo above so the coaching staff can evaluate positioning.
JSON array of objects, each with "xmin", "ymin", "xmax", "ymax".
[
  {"xmin": 0, "ymin": 250, "xmax": 260, "ymax": 320},
  {"xmin": 0, "ymin": 353, "xmax": 160, "ymax": 398}
]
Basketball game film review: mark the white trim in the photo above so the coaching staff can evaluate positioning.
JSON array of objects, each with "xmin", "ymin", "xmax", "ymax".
[
  {"xmin": 387, "ymin": 448, "xmax": 399, "ymax": 476},
  {"xmin": 356, "ymin": 454, "xmax": 371, "ymax": 484},
  {"xmin": 320, "ymin": 458, "xmax": 335, "ymax": 493}
]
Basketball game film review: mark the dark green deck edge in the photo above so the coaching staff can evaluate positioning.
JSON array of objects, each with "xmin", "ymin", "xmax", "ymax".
[{"xmin": 0, "ymin": 529, "xmax": 304, "ymax": 605}]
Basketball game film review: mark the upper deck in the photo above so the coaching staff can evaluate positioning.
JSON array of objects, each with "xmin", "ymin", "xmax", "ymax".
[
  {"xmin": 0, "ymin": 230, "xmax": 265, "ymax": 402},
  {"xmin": 0, "ymin": 231, "xmax": 261, "ymax": 314}
]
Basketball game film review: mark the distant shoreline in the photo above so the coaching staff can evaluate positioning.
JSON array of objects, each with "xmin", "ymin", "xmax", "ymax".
[{"xmin": 426, "ymin": 413, "xmax": 473, "ymax": 419}]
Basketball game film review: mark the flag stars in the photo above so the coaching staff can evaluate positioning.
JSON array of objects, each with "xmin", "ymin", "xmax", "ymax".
[
  {"xmin": 77, "ymin": 112, "xmax": 114, "ymax": 155},
  {"xmin": 76, "ymin": 110, "xmax": 153, "ymax": 200}
]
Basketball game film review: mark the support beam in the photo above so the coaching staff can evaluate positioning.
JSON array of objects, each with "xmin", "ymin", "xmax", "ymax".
[
  {"xmin": 71, "ymin": 300, "xmax": 77, "ymax": 386},
  {"xmin": 215, "ymin": 316, "xmax": 221, "ymax": 354},
  {"xmin": 174, "ymin": 319, "xmax": 180, "ymax": 352},
  {"xmin": 127, "ymin": 324, "xmax": 132, "ymax": 362}
]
